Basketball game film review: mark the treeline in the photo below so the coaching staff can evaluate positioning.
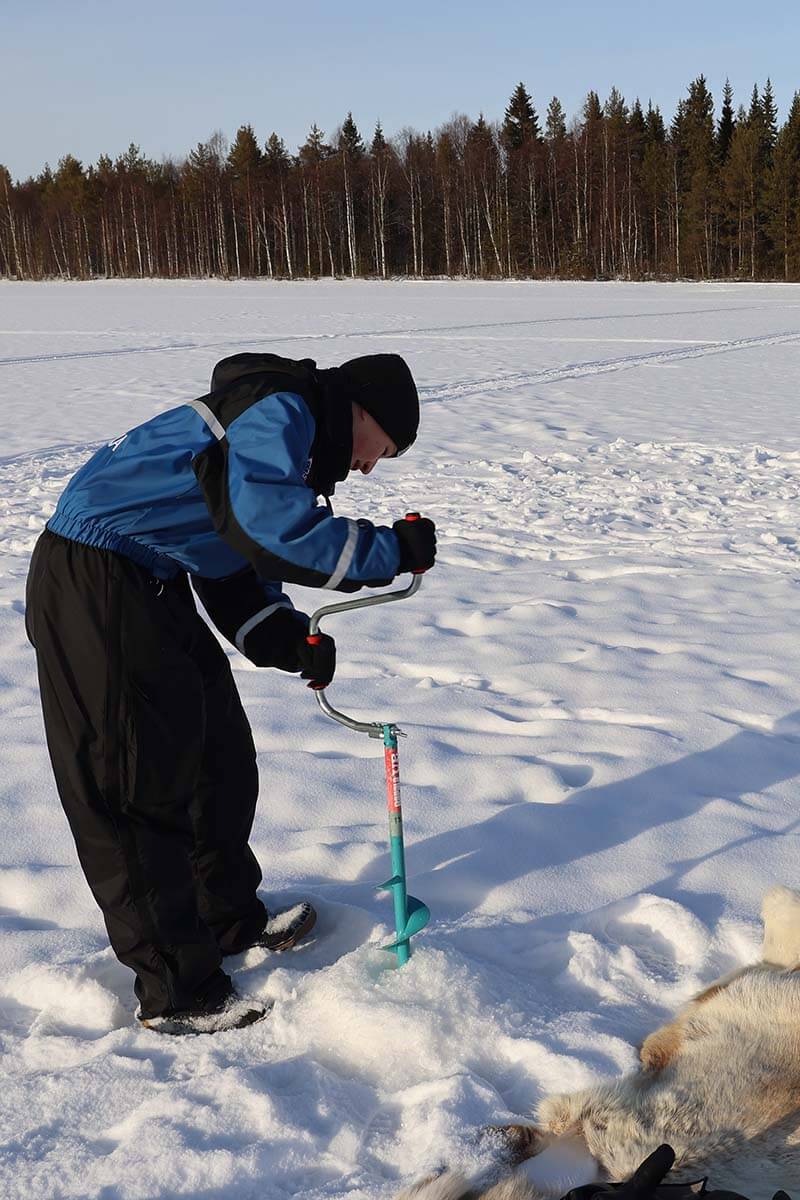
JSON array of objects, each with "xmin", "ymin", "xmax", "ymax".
[{"xmin": 2, "ymin": 77, "xmax": 800, "ymax": 282}]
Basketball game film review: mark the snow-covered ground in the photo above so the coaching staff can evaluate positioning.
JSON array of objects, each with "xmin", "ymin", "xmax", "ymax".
[{"xmin": 2, "ymin": 279, "xmax": 800, "ymax": 1199}]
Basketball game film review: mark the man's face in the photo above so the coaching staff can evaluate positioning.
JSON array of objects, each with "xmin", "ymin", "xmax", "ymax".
[{"xmin": 350, "ymin": 403, "xmax": 398, "ymax": 474}]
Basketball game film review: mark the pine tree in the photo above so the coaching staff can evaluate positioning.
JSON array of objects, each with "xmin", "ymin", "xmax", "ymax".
[
  {"xmin": 714, "ymin": 80, "xmax": 737, "ymax": 273},
  {"xmin": 675, "ymin": 76, "xmax": 716, "ymax": 276},
  {"xmin": 717, "ymin": 79, "xmax": 736, "ymax": 162},
  {"xmin": 228, "ymin": 125, "xmax": 262, "ymax": 175},
  {"xmin": 629, "ymin": 99, "xmax": 646, "ymax": 140},
  {"xmin": 723, "ymin": 118, "xmax": 761, "ymax": 276},
  {"xmin": 739, "ymin": 83, "xmax": 775, "ymax": 272},
  {"xmin": 576, "ymin": 92, "xmax": 604, "ymax": 273},
  {"xmin": 670, "ymin": 98, "xmax": 687, "ymax": 145},
  {"xmin": 264, "ymin": 133, "xmax": 293, "ymax": 278},
  {"xmin": 299, "ymin": 124, "xmax": 330, "ymax": 167},
  {"xmin": 765, "ymin": 92, "xmax": 800, "ymax": 278},
  {"xmin": 762, "ymin": 78, "xmax": 779, "ymax": 153},
  {"xmin": 369, "ymin": 122, "xmax": 392, "ymax": 277},
  {"xmin": 596, "ymin": 88, "xmax": 628, "ymax": 276},
  {"xmin": 464, "ymin": 115, "xmax": 504, "ymax": 275},
  {"xmin": 297, "ymin": 125, "xmax": 332, "ymax": 277},
  {"xmin": 371, "ymin": 121, "xmax": 388, "ymax": 156},
  {"xmin": 748, "ymin": 84, "xmax": 762, "ymax": 127},
  {"xmin": 641, "ymin": 110, "xmax": 670, "ymax": 271},
  {"xmin": 645, "ymin": 102, "xmax": 666, "ymax": 143},
  {"xmin": 501, "ymin": 86, "xmax": 540, "ymax": 278},
  {"xmin": 468, "ymin": 112, "xmax": 493, "ymax": 150},
  {"xmin": 545, "ymin": 97, "xmax": 567, "ymax": 141},
  {"xmin": 339, "ymin": 112, "xmax": 365, "ymax": 160},
  {"xmin": 544, "ymin": 98, "xmax": 567, "ymax": 274},
  {"xmin": 583, "ymin": 91, "xmax": 603, "ymax": 125},
  {"xmin": 119, "ymin": 143, "xmax": 147, "ymax": 176},
  {"xmin": 114, "ymin": 143, "xmax": 154, "ymax": 277},
  {"xmin": 684, "ymin": 77, "xmax": 715, "ymax": 157},
  {"xmin": 336, "ymin": 115, "xmax": 364, "ymax": 277},
  {"xmin": 604, "ymin": 86, "xmax": 628, "ymax": 125},
  {"xmin": 502, "ymin": 82, "xmax": 540, "ymax": 148},
  {"xmin": 264, "ymin": 133, "xmax": 290, "ymax": 171},
  {"xmin": 227, "ymin": 125, "xmax": 262, "ymax": 277},
  {"xmin": 54, "ymin": 154, "xmax": 86, "ymax": 206}
]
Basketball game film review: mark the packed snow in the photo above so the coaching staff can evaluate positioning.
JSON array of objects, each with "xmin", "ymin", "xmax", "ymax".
[{"xmin": 1, "ymin": 279, "xmax": 800, "ymax": 1199}]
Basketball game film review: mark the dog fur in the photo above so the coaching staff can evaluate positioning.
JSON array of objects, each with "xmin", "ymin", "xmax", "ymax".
[{"xmin": 396, "ymin": 887, "xmax": 800, "ymax": 1200}]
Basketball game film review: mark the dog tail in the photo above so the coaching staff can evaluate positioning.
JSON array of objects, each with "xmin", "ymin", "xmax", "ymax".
[
  {"xmin": 480, "ymin": 1177, "xmax": 544, "ymax": 1200},
  {"xmin": 762, "ymin": 885, "xmax": 800, "ymax": 968},
  {"xmin": 394, "ymin": 1172, "xmax": 473, "ymax": 1200},
  {"xmin": 395, "ymin": 1169, "xmax": 549, "ymax": 1200}
]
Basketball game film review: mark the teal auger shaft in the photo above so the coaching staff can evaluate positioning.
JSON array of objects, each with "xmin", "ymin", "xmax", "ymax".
[
  {"xmin": 379, "ymin": 721, "xmax": 429, "ymax": 962},
  {"xmin": 383, "ymin": 724, "xmax": 411, "ymax": 966}
]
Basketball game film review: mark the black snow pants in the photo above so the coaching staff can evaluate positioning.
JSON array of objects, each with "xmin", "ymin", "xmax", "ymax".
[{"xmin": 25, "ymin": 529, "xmax": 268, "ymax": 1017}]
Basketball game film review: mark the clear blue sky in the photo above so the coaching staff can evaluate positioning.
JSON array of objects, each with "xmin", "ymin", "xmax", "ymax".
[{"xmin": 3, "ymin": 0, "xmax": 798, "ymax": 182}]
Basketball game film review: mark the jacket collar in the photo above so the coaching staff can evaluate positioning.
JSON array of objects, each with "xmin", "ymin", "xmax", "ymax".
[{"xmin": 306, "ymin": 366, "xmax": 352, "ymax": 499}]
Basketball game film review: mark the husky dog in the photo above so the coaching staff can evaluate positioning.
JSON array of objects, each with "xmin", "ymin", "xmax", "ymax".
[{"xmin": 398, "ymin": 887, "xmax": 800, "ymax": 1200}]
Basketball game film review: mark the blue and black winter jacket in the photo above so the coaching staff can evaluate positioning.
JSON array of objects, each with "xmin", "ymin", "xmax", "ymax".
[{"xmin": 48, "ymin": 353, "xmax": 403, "ymax": 665}]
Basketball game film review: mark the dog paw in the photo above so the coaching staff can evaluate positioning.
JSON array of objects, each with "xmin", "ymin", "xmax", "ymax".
[
  {"xmin": 639, "ymin": 1022, "xmax": 684, "ymax": 1071},
  {"xmin": 479, "ymin": 1123, "xmax": 545, "ymax": 1166}
]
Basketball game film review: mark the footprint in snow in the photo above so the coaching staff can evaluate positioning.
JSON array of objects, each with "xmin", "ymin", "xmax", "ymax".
[{"xmin": 582, "ymin": 892, "xmax": 710, "ymax": 975}]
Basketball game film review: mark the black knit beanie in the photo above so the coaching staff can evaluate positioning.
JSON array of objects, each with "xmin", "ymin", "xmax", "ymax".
[{"xmin": 337, "ymin": 354, "xmax": 419, "ymax": 455}]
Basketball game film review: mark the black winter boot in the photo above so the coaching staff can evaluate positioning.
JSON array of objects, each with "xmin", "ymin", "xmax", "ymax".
[
  {"xmin": 256, "ymin": 901, "xmax": 317, "ymax": 952},
  {"xmin": 138, "ymin": 986, "xmax": 269, "ymax": 1035}
]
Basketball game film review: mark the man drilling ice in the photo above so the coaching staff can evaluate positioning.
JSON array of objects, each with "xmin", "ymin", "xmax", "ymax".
[{"xmin": 25, "ymin": 352, "xmax": 436, "ymax": 1034}]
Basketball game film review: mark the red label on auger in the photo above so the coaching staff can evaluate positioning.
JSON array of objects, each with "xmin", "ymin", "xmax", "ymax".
[{"xmin": 385, "ymin": 746, "xmax": 401, "ymax": 813}]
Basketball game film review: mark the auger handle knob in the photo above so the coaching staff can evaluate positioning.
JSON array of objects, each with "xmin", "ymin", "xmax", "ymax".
[
  {"xmin": 305, "ymin": 633, "xmax": 327, "ymax": 690},
  {"xmin": 401, "ymin": 511, "xmax": 429, "ymax": 573}
]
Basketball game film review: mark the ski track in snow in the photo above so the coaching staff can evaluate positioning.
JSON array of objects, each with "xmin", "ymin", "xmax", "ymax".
[
  {"xmin": 419, "ymin": 329, "xmax": 800, "ymax": 400},
  {"xmin": 2, "ymin": 321, "xmax": 799, "ymax": 375},
  {"xmin": 1, "ymin": 280, "xmax": 800, "ymax": 1199}
]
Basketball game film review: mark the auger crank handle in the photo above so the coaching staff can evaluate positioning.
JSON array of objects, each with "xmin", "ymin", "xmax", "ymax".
[{"xmin": 307, "ymin": 514, "xmax": 425, "ymax": 735}]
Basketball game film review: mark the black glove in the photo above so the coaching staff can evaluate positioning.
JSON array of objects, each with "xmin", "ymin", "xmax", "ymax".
[
  {"xmin": 297, "ymin": 632, "xmax": 336, "ymax": 689},
  {"xmin": 234, "ymin": 604, "xmax": 310, "ymax": 671},
  {"xmin": 393, "ymin": 514, "xmax": 436, "ymax": 574},
  {"xmin": 561, "ymin": 1145, "xmax": 676, "ymax": 1200},
  {"xmin": 559, "ymin": 1145, "xmax": 793, "ymax": 1200}
]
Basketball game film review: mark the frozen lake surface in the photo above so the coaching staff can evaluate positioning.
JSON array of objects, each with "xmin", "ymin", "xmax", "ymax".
[{"xmin": 1, "ymin": 279, "xmax": 800, "ymax": 1198}]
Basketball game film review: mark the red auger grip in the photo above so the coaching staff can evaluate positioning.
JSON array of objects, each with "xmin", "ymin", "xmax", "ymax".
[
  {"xmin": 403, "ymin": 511, "xmax": 428, "ymax": 573},
  {"xmin": 305, "ymin": 633, "xmax": 325, "ymax": 688}
]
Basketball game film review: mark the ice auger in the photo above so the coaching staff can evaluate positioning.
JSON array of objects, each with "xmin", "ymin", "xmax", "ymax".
[{"xmin": 307, "ymin": 516, "xmax": 430, "ymax": 965}]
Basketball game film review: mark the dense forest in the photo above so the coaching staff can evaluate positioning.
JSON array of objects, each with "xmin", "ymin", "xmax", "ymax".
[{"xmin": 2, "ymin": 77, "xmax": 799, "ymax": 282}]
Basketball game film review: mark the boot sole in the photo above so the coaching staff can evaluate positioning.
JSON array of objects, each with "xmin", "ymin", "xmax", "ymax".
[
  {"xmin": 261, "ymin": 904, "xmax": 317, "ymax": 952},
  {"xmin": 140, "ymin": 1005, "xmax": 270, "ymax": 1036}
]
